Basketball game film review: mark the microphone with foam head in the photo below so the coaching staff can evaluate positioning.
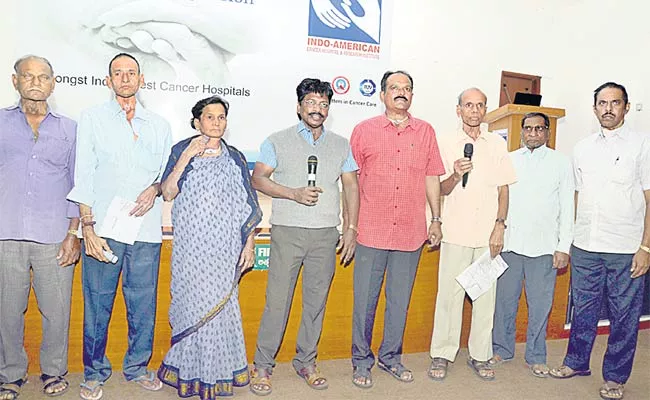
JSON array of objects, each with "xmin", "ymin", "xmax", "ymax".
[
  {"xmin": 462, "ymin": 143, "xmax": 473, "ymax": 188},
  {"xmin": 307, "ymin": 155, "xmax": 318, "ymax": 187}
]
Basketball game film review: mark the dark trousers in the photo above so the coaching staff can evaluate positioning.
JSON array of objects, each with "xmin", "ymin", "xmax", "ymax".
[
  {"xmin": 563, "ymin": 245, "xmax": 645, "ymax": 384},
  {"xmin": 351, "ymin": 244, "xmax": 422, "ymax": 368}
]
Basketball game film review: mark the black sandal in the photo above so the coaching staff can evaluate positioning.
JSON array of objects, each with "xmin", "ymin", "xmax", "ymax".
[
  {"xmin": 40, "ymin": 374, "xmax": 70, "ymax": 397},
  {"xmin": 428, "ymin": 357, "xmax": 449, "ymax": 381},
  {"xmin": 0, "ymin": 376, "xmax": 27, "ymax": 400}
]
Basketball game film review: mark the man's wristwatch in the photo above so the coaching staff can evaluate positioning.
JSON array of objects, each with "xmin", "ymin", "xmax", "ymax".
[
  {"xmin": 495, "ymin": 218, "xmax": 507, "ymax": 229},
  {"xmin": 430, "ymin": 216, "xmax": 442, "ymax": 224},
  {"xmin": 640, "ymin": 244, "xmax": 650, "ymax": 254}
]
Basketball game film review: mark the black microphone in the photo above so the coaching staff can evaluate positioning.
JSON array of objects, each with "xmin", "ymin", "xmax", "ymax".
[
  {"xmin": 462, "ymin": 143, "xmax": 473, "ymax": 188},
  {"xmin": 307, "ymin": 155, "xmax": 318, "ymax": 187}
]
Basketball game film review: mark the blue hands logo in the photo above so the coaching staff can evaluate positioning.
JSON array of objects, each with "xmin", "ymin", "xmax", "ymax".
[{"xmin": 308, "ymin": 0, "xmax": 382, "ymax": 44}]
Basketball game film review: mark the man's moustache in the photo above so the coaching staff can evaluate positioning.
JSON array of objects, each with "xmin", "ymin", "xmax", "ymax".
[
  {"xmin": 394, "ymin": 96, "xmax": 408, "ymax": 101},
  {"xmin": 602, "ymin": 113, "xmax": 615, "ymax": 118},
  {"xmin": 309, "ymin": 112, "xmax": 324, "ymax": 119}
]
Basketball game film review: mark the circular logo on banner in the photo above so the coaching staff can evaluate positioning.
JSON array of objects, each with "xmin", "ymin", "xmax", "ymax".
[
  {"xmin": 332, "ymin": 76, "xmax": 350, "ymax": 95},
  {"xmin": 359, "ymin": 79, "xmax": 376, "ymax": 97}
]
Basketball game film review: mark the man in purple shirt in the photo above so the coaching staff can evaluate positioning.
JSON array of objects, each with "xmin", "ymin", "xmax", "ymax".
[{"xmin": 0, "ymin": 55, "xmax": 80, "ymax": 400}]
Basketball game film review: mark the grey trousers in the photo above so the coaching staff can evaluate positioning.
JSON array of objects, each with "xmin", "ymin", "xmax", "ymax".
[
  {"xmin": 253, "ymin": 226, "xmax": 339, "ymax": 372},
  {"xmin": 492, "ymin": 251, "xmax": 556, "ymax": 365},
  {"xmin": 351, "ymin": 244, "xmax": 422, "ymax": 369},
  {"xmin": 0, "ymin": 240, "xmax": 75, "ymax": 382}
]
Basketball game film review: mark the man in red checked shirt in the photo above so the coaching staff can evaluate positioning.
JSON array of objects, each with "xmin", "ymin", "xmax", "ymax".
[{"xmin": 348, "ymin": 70, "xmax": 445, "ymax": 389}]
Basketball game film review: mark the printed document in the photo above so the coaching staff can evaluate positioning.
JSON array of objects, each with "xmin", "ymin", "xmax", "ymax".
[
  {"xmin": 456, "ymin": 251, "xmax": 509, "ymax": 301},
  {"xmin": 96, "ymin": 197, "xmax": 144, "ymax": 245}
]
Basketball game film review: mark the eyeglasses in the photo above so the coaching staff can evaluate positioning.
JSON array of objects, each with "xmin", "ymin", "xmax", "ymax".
[
  {"xmin": 522, "ymin": 125, "xmax": 548, "ymax": 133},
  {"xmin": 303, "ymin": 99, "xmax": 330, "ymax": 109}
]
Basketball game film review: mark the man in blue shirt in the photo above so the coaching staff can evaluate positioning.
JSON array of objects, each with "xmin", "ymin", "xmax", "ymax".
[
  {"xmin": 490, "ymin": 112, "xmax": 574, "ymax": 377},
  {"xmin": 67, "ymin": 53, "xmax": 172, "ymax": 400}
]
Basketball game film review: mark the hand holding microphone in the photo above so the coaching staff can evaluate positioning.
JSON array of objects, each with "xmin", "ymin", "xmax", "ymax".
[
  {"xmin": 461, "ymin": 143, "xmax": 473, "ymax": 188},
  {"xmin": 293, "ymin": 155, "xmax": 323, "ymax": 206},
  {"xmin": 451, "ymin": 143, "xmax": 473, "ymax": 189}
]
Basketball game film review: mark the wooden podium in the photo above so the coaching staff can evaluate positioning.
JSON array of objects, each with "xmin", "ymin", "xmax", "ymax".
[{"xmin": 484, "ymin": 104, "xmax": 565, "ymax": 151}]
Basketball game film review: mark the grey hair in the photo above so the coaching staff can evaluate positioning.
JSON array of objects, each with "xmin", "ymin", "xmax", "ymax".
[
  {"xmin": 457, "ymin": 87, "xmax": 487, "ymax": 106},
  {"xmin": 13, "ymin": 55, "xmax": 54, "ymax": 75}
]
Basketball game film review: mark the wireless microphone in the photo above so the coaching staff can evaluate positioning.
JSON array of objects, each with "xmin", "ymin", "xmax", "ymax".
[
  {"xmin": 462, "ymin": 143, "xmax": 473, "ymax": 188},
  {"xmin": 307, "ymin": 155, "xmax": 318, "ymax": 187}
]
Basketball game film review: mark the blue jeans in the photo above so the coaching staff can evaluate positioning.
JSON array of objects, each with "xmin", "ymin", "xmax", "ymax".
[
  {"xmin": 81, "ymin": 239, "xmax": 161, "ymax": 382},
  {"xmin": 564, "ymin": 245, "xmax": 645, "ymax": 384},
  {"xmin": 492, "ymin": 252, "xmax": 556, "ymax": 365}
]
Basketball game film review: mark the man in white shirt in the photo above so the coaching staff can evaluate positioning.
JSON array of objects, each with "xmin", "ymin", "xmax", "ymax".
[
  {"xmin": 490, "ymin": 112, "xmax": 574, "ymax": 378},
  {"xmin": 550, "ymin": 82, "xmax": 650, "ymax": 400}
]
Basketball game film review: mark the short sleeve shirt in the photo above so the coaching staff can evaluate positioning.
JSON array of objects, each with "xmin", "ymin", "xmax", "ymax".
[
  {"xmin": 351, "ymin": 114, "xmax": 445, "ymax": 251},
  {"xmin": 438, "ymin": 129, "xmax": 517, "ymax": 248}
]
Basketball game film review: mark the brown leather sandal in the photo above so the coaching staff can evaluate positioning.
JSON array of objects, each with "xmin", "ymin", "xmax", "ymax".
[
  {"xmin": 249, "ymin": 367, "xmax": 272, "ymax": 396},
  {"xmin": 296, "ymin": 364, "xmax": 328, "ymax": 390}
]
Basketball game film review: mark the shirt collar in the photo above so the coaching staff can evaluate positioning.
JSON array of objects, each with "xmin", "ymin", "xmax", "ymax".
[
  {"xmin": 455, "ymin": 127, "xmax": 488, "ymax": 143},
  {"xmin": 519, "ymin": 144, "xmax": 549, "ymax": 159},
  {"xmin": 298, "ymin": 120, "xmax": 327, "ymax": 137},
  {"xmin": 108, "ymin": 97, "xmax": 149, "ymax": 121},
  {"xmin": 380, "ymin": 112, "xmax": 414, "ymax": 130},
  {"xmin": 8, "ymin": 102, "xmax": 61, "ymax": 119},
  {"xmin": 598, "ymin": 123, "xmax": 628, "ymax": 141}
]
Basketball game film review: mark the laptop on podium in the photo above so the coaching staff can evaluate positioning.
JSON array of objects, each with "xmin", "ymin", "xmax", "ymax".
[{"xmin": 513, "ymin": 92, "xmax": 542, "ymax": 106}]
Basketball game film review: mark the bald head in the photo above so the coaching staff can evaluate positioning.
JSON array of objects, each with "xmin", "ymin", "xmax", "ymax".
[
  {"xmin": 14, "ymin": 55, "xmax": 54, "ymax": 76},
  {"xmin": 457, "ymin": 87, "xmax": 487, "ymax": 106}
]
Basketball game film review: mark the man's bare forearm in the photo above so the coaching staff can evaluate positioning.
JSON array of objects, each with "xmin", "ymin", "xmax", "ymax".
[
  {"xmin": 496, "ymin": 185, "xmax": 509, "ymax": 220},
  {"xmin": 341, "ymin": 173, "xmax": 359, "ymax": 228},
  {"xmin": 440, "ymin": 173, "xmax": 461, "ymax": 196},
  {"xmin": 426, "ymin": 176, "xmax": 441, "ymax": 217},
  {"xmin": 251, "ymin": 175, "xmax": 296, "ymax": 201}
]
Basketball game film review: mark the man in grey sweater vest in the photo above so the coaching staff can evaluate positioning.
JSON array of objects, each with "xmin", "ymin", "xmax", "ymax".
[{"xmin": 249, "ymin": 78, "xmax": 360, "ymax": 396}]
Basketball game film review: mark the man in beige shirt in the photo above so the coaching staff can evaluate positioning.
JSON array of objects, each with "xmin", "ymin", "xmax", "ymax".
[{"xmin": 428, "ymin": 88, "xmax": 516, "ymax": 381}]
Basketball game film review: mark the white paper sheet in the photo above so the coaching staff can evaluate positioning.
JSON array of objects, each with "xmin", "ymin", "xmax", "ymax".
[
  {"xmin": 96, "ymin": 197, "xmax": 144, "ymax": 245},
  {"xmin": 455, "ymin": 251, "xmax": 509, "ymax": 301}
]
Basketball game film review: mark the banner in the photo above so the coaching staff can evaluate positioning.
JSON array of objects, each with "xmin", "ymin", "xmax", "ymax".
[{"xmin": 14, "ymin": 0, "xmax": 393, "ymax": 163}]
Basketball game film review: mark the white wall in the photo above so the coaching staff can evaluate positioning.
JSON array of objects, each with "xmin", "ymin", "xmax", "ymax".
[
  {"xmin": 389, "ymin": 0, "xmax": 650, "ymax": 155},
  {"xmin": 2, "ymin": 0, "xmax": 648, "ymax": 156}
]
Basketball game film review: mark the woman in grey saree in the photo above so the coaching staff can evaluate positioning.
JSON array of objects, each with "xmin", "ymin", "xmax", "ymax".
[{"xmin": 158, "ymin": 96, "xmax": 261, "ymax": 399}]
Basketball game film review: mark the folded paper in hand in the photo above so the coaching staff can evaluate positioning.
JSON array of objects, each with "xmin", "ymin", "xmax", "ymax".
[
  {"xmin": 455, "ymin": 251, "xmax": 509, "ymax": 301},
  {"xmin": 96, "ymin": 197, "xmax": 144, "ymax": 245}
]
